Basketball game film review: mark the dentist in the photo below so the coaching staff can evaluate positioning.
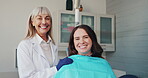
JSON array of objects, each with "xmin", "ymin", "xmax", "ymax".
[{"xmin": 17, "ymin": 7, "xmax": 73, "ymax": 78}]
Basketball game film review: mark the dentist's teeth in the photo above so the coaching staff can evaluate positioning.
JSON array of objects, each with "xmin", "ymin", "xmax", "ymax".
[{"xmin": 41, "ymin": 26, "xmax": 47, "ymax": 28}]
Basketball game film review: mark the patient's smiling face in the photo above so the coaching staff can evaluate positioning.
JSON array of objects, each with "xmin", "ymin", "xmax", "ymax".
[{"xmin": 73, "ymin": 28, "xmax": 92, "ymax": 55}]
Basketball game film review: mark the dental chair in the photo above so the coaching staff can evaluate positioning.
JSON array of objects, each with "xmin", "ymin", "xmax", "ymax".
[{"xmin": 119, "ymin": 74, "xmax": 138, "ymax": 78}]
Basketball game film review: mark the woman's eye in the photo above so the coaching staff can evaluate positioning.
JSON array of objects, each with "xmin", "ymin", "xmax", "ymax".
[
  {"xmin": 37, "ymin": 18, "xmax": 42, "ymax": 20},
  {"xmin": 84, "ymin": 36, "xmax": 89, "ymax": 38},
  {"xmin": 45, "ymin": 17, "xmax": 50, "ymax": 20},
  {"xmin": 75, "ymin": 38, "xmax": 79, "ymax": 40}
]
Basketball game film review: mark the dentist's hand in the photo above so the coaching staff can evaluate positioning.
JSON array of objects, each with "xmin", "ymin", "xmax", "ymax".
[{"xmin": 56, "ymin": 57, "xmax": 73, "ymax": 71}]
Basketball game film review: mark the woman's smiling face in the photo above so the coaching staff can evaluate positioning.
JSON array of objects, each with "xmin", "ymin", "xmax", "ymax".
[
  {"xmin": 73, "ymin": 28, "xmax": 92, "ymax": 55},
  {"xmin": 32, "ymin": 14, "xmax": 51, "ymax": 36}
]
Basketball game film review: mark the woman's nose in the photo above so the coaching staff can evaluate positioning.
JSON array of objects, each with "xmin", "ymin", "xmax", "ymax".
[
  {"xmin": 79, "ymin": 39, "xmax": 84, "ymax": 43},
  {"xmin": 42, "ymin": 19, "xmax": 46, "ymax": 24}
]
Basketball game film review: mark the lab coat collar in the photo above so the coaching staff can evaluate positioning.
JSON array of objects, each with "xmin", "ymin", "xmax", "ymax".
[
  {"xmin": 35, "ymin": 34, "xmax": 52, "ymax": 44},
  {"xmin": 35, "ymin": 34, "xmax": 43, "ymax": 44}
]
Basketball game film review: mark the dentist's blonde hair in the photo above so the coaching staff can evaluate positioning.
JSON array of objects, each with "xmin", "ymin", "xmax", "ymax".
[{"xmin": 25, "ymin": 6, "xmax": 54, "ymax": 44}]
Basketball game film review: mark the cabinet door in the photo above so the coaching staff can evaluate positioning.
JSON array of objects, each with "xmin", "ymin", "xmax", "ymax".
[
  {"xmin": 98, "ymin": 15, "xmax": 115, "ymax": 51},
  {"xmin": 60, "ymin": 13, "xmax": 75, "ymax": 43},
  {"xmin": 81, "ymin": 15, "xmax": 95, "ymax": 30},
  {"xmin": 100, "ymin": 17, "xmax": 112, "ymax": 44},
  {"xmin": 80, "ymin": 13, "xmax": 97, "ymax": 32}
]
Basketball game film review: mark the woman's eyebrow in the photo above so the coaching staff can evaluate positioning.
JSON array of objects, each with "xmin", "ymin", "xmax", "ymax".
[
  {"xmin": 74, "ymin": 36, "xmax": 79, "ymax": 38},
  {"xmin": 36, "ymin": 15, "xmax": 41, "ymax": 17},
  {"xmin": 83, "ymin": 35, "xmax": 89, "ymax": 37},
  {"xmin": 46, "ymin": 16, "xmax": 50, "ymax": 18}
]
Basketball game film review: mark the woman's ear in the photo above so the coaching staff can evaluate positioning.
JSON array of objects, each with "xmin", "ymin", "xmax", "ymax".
[
  {"xmin": 30, "ymin": 17, "xmax": 35, "ymax": 26},
  {"xmin": 29, "ymin": 16, "xmax": 35, "ymax": 26},
  {"xmin": 31, "ymin": 20, "xmax": 35, "ymax": 26}
]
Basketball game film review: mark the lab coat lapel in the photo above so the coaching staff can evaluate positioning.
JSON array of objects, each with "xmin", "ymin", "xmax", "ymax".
[{"xmin": 31, "ymin": 37, "xmax": 47, "ymax": 61}]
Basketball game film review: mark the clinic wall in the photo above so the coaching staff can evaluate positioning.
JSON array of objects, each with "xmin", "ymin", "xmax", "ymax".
[
  {"xmin": 106, "ymin": 0, "xmax": 148, "ymax": 78},
  {"xmin": 0, "ymin": 0, "xmax": 106, "ymax": 77}
]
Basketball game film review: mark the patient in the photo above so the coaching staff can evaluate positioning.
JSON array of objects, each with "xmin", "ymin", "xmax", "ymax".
[{"xmin": 54, "ymin": 25, "xmax": 116, "ymax": 78}]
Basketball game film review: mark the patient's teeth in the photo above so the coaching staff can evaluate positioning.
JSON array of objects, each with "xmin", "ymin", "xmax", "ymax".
[{"xmin": 80, "ymin": 46, "xmax": 86, "ymax": 48}]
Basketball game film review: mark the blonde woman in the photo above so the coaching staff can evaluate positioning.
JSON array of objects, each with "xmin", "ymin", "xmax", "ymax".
[{"xmin": 17, "ymin": 7, "xmax": 72, "ymax": 78}]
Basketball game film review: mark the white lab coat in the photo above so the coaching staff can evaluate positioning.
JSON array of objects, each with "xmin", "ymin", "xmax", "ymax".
[{"xmin": 17, "ymin": 35, "xmax": 59, "ymax": 78}]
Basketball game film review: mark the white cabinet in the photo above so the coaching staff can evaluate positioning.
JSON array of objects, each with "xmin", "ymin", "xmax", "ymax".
[
  {"xmin": 57, "ymin": 11, "xmax": 115, "ymax": 52},
  {"xmin": 97, "ymin": 14, "xmax": 115, "ymax": 51}
]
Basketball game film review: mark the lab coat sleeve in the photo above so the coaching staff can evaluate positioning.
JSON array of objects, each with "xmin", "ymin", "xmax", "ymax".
[{"xmin": 17, "ymin": 40, "xmax": 57, "ymax": 78}]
